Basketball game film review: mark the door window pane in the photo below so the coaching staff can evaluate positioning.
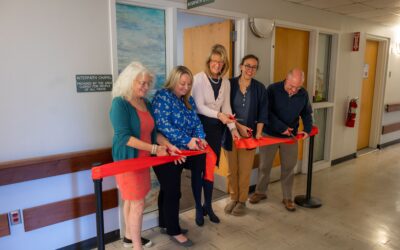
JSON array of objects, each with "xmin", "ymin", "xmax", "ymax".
[
  {"xmin": 314, "ymin": 34, "xmax": 332, "ymax": 102},
  {"xmin": 313, "ymin": 108, "xmax": 327, "ymax": 162}
]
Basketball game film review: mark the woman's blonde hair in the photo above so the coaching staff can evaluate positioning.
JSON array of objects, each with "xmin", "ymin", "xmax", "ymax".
[
  {"xmin": 112, "ymin": 61, "xmax": 154, "ymax": 99},
  {"xmin": 205, "ymin": 44, "xmax": 230, "ymax": 77},
  {"xmin": 164, "ymin": 65, "xmax": 193, "ymax": 110}
]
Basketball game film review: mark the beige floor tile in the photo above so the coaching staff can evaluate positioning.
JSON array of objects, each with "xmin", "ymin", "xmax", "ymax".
[{"xmin": 106, "ymin": 143, "xmax": 400, "ymax": 250}]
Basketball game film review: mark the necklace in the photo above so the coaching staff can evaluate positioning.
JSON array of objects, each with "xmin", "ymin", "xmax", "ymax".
[{"xmin": 208, "ymin": 76, "xmax": 221, "ymax": 84}]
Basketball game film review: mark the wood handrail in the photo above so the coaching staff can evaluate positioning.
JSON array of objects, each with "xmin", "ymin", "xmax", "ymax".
[
  {"xmin": 0, "ymin": 148, "xmax": 112, "ymax": 186},
  {"xmin": 386, "ymin": 103, "xmax": 400, "ymax": 112},
  {"xmin": 382, "ymin": 122, "xmax": 400, "ymax": 135}
]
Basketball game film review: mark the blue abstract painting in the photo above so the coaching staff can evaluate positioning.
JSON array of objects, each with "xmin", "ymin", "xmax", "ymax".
[
  {"xmin": 116, "ymin": 3, "xmax": 165, "ymax": 213},
  {"xmin": 116, "ymin": 3, "xmax": 166, "ymax": 94}
]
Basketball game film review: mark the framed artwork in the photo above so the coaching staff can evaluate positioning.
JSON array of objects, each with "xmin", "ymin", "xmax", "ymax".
[
  {"xmin": 116, "ymin": 3, "xmax": 166, "ymax": 95},
  {"xmin": 116, "ymin": 3, "xmax": 166, "ymax": 213}
]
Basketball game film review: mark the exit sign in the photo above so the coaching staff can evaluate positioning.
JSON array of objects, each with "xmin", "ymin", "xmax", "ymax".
[{"xmin": 187, "ymin": 0, "xmax": 215, "ymax": 9}]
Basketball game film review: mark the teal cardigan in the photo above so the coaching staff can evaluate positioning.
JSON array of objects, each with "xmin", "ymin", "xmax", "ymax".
[{"xmin": 110, "ymin": 96, "xmax": 157, "ymax": 161}]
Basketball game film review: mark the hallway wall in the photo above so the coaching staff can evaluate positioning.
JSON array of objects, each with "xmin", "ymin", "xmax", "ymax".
[
  {"xmin": 1, "ymin": 0, "xmax": 400, "ymax": 249},
  {"xmin": 0, "ymin": 0, "xmax": 117, "ymax": 249},
  {"xmin": 172, "ymin": 0, "xmax": 400, "ymax": 158}
]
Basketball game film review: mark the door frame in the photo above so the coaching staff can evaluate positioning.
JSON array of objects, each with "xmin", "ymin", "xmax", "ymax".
[
  {"xmin": 361, "ymin": 34, "xmax": 390, "ymax": 149},
  {"xmin": 176, "ymin": 4, "xmax": 248, "ymax": 73},
  {"xmin": 109, "ymin": 0, "xmax": 248, "ymax": 232},
  {"xmin": 270, "ymin": 19, "xmax": 340, "ymax": 174}
]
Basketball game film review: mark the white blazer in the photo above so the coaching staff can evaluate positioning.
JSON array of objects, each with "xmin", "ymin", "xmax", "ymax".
[{"xmin": 192, "ymin": 71, "xmax": 235, "ymax": 130}]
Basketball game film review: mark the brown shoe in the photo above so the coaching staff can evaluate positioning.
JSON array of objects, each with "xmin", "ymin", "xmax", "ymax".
[
  {"xmin": 224, "ymin": 200, "xmax": 237, "ymax": 214},
  {"xmin": 282, "ymin": 199, "xmax": 296, "ymax": 212},
  {"xmin": 231, "ymin": 202, "xmax": 246, "ymax": 216},
  {"xmin": 249, "ymin": 193, "xmax": 267, "ymax": 204}
]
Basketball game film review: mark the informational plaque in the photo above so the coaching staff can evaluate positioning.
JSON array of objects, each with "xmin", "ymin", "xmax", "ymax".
[
  {"xmin": 76, "ymin": 74, "xmax": 113, "ymax": 93},
  {"xmin": 187, "ymin": 0, "xmax": 215, "ymax": 9}
]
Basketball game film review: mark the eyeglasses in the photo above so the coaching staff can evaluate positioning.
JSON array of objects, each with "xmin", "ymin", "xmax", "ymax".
[
  {"xmin": 136, "ymin": 80, "xmax": 152, "ymax": 87},
  {"xmin": 210, "ymin": 60, "xmax": 224, "ymax": 65},
  {"xmin": 244, "ymin": 64, "xmax": 258, "ymax": 71}
]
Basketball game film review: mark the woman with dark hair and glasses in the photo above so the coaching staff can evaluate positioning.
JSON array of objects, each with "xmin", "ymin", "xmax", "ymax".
[
  {"xmin": 191, "ymin": 44, "xmax": 238, "ymax": 226},
  {"xmin": 222, "ymin": 54, "xmax": 268, "ymax": 216}
]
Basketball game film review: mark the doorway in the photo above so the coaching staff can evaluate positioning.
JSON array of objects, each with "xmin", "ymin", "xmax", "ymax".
[
  {"xmin": 271, "ymin": 26, "xmax": 310, "ymax": 179},
  {"xmin": 178, "ymin": 11, "xmax": 235, "ymax": 211},
  {"xmin": 357, "ymin": 40, "xmax": 378, "ymax": 152}
]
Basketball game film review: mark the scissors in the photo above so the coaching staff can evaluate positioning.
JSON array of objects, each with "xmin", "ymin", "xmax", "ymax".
[
  {"xmin": 289, "ymin": 132, "xmax": 297, "ymax": 141},
  {"xmin": 229, "ymin": 114, "xmax": 244, "ymax": 122}
]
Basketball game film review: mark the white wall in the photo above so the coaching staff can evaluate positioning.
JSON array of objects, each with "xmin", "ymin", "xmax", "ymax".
[
  {"xmin": 0, "ymin": 0, "xmax": 117, "ymax": 249},
  {"xmin": 0, "ymin": 0, "xmax": 113, "ymax": 162},
  {"xmin": 381, "ymin": 50, "xmax": 400, "ymax": 144},
  {"xmin": 2, "ymin": 0, "xmax": 400, "ymax": 248}
]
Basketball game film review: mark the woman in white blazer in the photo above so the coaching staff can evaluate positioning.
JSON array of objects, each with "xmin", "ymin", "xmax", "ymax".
[{"xmin": 191, "ymin": 44, "xmax": 239, "ymax": 226}]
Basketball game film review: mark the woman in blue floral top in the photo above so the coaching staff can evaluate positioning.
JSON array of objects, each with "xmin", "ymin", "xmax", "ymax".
[{"xmin": 152, "ymin": 66, "xmax": 207, "ymax": 247}]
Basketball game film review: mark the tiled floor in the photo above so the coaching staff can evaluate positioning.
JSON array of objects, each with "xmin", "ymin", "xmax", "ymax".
[{"xmin": 105, "ymin": 143, "xmax": 400, "ymax": 249}]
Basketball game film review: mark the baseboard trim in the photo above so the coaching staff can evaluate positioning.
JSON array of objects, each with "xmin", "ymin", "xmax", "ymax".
[
  {"xmin": 331, "ymin": 153, "xmax": 357, "ymax": 166},
  {"xmin": 377, "ymin": 138, "xmax": 400, "ymax": 149},
  {"xmin": 57, "ymin": 229, "xmax": 120, "ymax": 250}
]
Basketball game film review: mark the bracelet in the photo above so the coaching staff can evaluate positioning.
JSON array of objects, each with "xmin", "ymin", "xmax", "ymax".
[
  {"xmin": 230, "ymin": 127, "xmax": 237, "ymax": 132},
  {"xmin": 151, "ymin": 144, "xmax": 158, "ymax": 156}
]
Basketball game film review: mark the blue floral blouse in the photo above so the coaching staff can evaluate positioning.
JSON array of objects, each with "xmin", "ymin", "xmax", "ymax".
[{"xmin": 152, "ymin": 88, "xmax": 205, "ymax": 149}]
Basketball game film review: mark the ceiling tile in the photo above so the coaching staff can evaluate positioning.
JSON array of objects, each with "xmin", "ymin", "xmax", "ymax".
[
  {"xmin": 370, "ymin": 14, "xmax": 400, "ymax": 23},
  {"xmin": 326, "ymin": 3, "xmax": 375, "ymax": 14},
  {"xmin": 286, "ymin": 0, "xmax": 308, "ymax": 3},
  {"xmin": 301, "ymin": 0, "xmax": 354, "ymax": 9},
  {"xmin": 349, "ymin": 9, "xmax": 395, "ymax": 18},
  {"xmin": 363, "ymin": 0, "xmax": 400, "ymax": 9}
]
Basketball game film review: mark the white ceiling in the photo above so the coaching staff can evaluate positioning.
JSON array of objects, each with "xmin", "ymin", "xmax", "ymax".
[{"xmin": 283, "ymin": 0, "xmax": 400, "ymax": 26}]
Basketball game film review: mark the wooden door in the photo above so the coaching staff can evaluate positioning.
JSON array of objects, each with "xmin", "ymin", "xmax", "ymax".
[
  {"xmin": 183, "ymin": 19, "xmax": 233, "ymax": 77},
  {"xmin": 357, "ymin": 40, "xmax": 378, "ymax": 150},
  {"xmin": 184, "ymin": 19, "xmax": 233, "ymax": 181},
  {"xmin": 273, "ymin": 27, "xmax": 310, "ymax": 166}
]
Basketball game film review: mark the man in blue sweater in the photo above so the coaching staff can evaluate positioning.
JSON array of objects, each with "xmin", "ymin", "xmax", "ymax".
[{"xmin": 249, "ymin": 68, "xmax": 313, "ymax": 211}]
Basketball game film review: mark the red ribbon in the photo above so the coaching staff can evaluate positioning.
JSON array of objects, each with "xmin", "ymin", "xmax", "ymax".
[
  {"xmin": 234, "ymin": 126, "xmax": 319, "ymax": 149},
  {"xmin": 92, "ymin": 127, "xmax": 318, "ymax": 182},
  {"xmin": 92, "ymin": 145, "xmax": 217, "ymax": 182}
]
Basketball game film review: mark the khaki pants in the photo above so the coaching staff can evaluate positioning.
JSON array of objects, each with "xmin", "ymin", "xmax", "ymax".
[
  {"xmin": 223, "ymin": 143, "xmax": 256, "ymax": 202},
  {"xmin": 255, "ymin": 142, "xmax": 298, "ymax": 199}
]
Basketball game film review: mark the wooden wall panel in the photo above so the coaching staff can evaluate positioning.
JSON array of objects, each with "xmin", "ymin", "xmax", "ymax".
[
  {"xmin": 0, "ymin": 148, "xmax": 112, "ymax": 186},
  {"xmin": 382, "ymin": 122, "xmax": 400, "ymax": 135},
  {"xmin": 0, "ymin": 213, "xmax": 10, "ymax": 238},
  {"xmin": 386, "ymin": 103, "xmax": 400, "ymax": 112},
  {"xmin": 23, "ymin": 188, "xmax": 118, "ymax": 232}
]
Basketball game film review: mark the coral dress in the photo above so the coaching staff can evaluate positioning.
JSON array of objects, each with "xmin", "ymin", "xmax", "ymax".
[{"xmin": 115, "ymin": 108, "xmax": 154, "ymax": 201}]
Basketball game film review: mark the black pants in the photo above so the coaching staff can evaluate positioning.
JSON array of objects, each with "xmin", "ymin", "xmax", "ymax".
[
  {"xmin": 183, "ymin": 154, "xmax": 206, "ymax": 210},
  {"xmin": 153, "ymin": 162, "xmax": 183, "ymax": 236},
  {"xmin": 198, "ymin": 114, "xmax": 224, "ymax": 166}
]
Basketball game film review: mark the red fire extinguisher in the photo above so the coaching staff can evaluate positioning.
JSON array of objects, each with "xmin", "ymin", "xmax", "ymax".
[{"xmin": 345, "ymin": 98, "xmax": 358, "ymax": 127}]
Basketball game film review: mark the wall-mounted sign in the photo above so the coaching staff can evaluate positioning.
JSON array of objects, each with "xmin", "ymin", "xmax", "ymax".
[
  {"xmin": 187, "ymin": 0, "xmax": 215, "ymax": 9},
  {"xmin": 76, "ymin": 74, "xmax": 112, "ymax": 93},
  {"xmin": 363, "ymin": 63, "xmax": 369, "ymax": 79},
  {"xmin": 352, "ymin": 32, "xmax": 360, "ymax": 51}
]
